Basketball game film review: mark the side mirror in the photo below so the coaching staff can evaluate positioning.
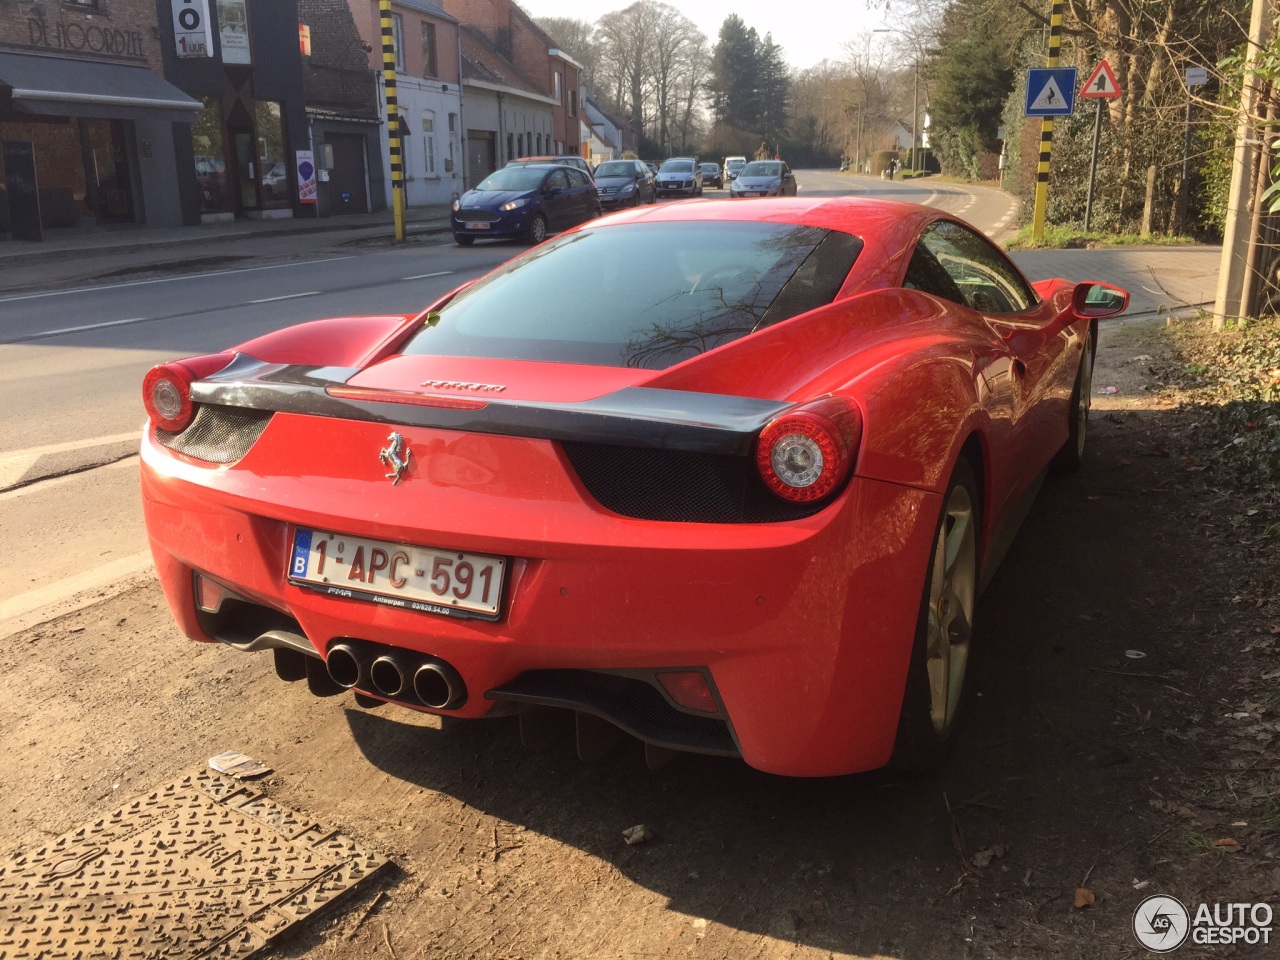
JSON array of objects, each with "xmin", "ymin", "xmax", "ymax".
[{"xmin": 1072, "ymin": 281, "xmax": 1129, "ymax": 318}]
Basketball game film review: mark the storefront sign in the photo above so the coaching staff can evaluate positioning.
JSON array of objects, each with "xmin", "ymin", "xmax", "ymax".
[
  {"xmin": 171, "ymin": 0, "xmax": 213, "ymax": 59},
  {"xmin": 218, "ymin": 0, "xmax": 252, "ymax": 65},
  {"xmin": 2, "ymin": 141, "xmax": 43, "ymax": 242},
  {"xmin": 27, "ymin": 18, "xmax": 145, "ymax": 59},
  {"xmin": 296, "ymin": 150, "xmax": 317, "ymax": 204}
]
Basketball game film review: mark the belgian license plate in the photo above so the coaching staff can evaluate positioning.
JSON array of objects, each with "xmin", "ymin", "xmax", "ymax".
[
  {"xmin": 464, "ymin": 221, "xmax": 490, "ymax": 230},
  {"xmin": 289, "ymin": 529, "xmax": 505, "ymax": 619}
]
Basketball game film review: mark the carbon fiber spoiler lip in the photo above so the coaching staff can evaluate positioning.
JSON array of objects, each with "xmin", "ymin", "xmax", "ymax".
[{"xmin": 191, "ymin": 354, "xmax": 791, "ymax": 456}]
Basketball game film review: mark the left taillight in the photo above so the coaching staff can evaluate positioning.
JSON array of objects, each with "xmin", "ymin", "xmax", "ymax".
[
  {"xmin": 755, "ymin": 397, "xmax": 861, "ymax": 503},
  {"xmin": 143, "ymin": 353, "xmax": 234, "ymax": 433}
]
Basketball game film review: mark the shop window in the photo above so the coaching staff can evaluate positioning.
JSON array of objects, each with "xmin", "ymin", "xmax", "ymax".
[
  {"xmin": 255, "ymin": 101, "xmax": 290, "ymax": 209},
  {"xmin": 421, "ymin": 22, "xmax": 438, "ymax": 78},
  {"xmin": 192, "ymin": 96, "xmax": 231, "ymax": 214}
]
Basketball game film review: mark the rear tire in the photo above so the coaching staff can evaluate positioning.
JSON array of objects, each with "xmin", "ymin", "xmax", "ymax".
[
  {"xmin": 526, "ymin": 213, "xmax": 548, "ymax": 244},
  {"xmin": 890, "ymin": 458, "xmax": 980, "ymax": 771},
  {"xmin": 1052, "ymin": 326, "xmax": 1095, "ymax": 474}
]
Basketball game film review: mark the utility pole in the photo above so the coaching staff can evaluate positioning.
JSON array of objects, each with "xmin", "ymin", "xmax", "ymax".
[
  {"xmin": 912, "ymin": 59, "xmax": 919, "ymax": 174},
  {"xmin": 1213, "ymin": 0, "xmax": 1274, "ymax": 328}
]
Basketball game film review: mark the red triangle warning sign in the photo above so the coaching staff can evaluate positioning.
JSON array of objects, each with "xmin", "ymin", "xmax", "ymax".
[{"xmin": 1080, "ymin": 60, "xmax": 1122, "ymax": 99}]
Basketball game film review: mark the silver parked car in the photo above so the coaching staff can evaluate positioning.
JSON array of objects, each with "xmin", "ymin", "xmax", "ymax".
[
  {"xmin": 729, "ymin": 160, "xmax": 797, "ymax": 198},
  {"xmin": 593, "ymin": 159, "xmax": 656, "ymax": 208},
  {"xmin": 655, "ymin": 158, "xmax": 703, "ymax": 197}
]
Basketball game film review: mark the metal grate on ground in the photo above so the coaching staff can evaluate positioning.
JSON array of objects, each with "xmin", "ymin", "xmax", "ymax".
[{"xmin": 0, "ymin": 769, "xmax": 389, "ymax": 959}]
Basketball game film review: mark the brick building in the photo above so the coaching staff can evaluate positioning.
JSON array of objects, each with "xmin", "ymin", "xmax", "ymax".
[
  {"xmin": 441, "ymin": 0, "xmax": 582, "ymax": 163},
  {"xmin": 0, "ymin": 0, "xmax": 200, "ymax": 238}
]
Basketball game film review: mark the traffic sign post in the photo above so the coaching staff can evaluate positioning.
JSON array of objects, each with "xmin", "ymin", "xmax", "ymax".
[
  {"xmin": 1029, "ymin": 0, "xmax": 1068, "ymax": 241},
  {"xmin": 1178, "ymin": 66, "xmax": 1208, "ymax": 233},
  {"xmin": 1025, "ymin": 68, "xmax": 1078, "ymax": 116},
  {"xmin": 1079, "ymin": 60, "xmax": 1123, "ymax": 231}
]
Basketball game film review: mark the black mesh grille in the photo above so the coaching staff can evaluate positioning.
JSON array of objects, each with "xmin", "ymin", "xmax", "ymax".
[
  {"xmin": 562, "ymin": 441, "xmax": 826, "ymax": 523},
  {"xmin": 156, "ymin": 404, "xmax": 272, "ymax": 464},
  {"xmin": 457, "ymin": 209, "xmax": 499, "ymax": 222}
]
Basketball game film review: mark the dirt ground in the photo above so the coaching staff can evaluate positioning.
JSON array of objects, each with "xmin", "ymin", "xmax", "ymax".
[{"xmin": 1, "ymin": 314, "xmax": 1277, "ymax": 960}]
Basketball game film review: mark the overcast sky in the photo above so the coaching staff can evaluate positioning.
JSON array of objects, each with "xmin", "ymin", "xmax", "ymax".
[{"xmin": 516, "ymin": 0, "xmax": 886, "ymax": 72}]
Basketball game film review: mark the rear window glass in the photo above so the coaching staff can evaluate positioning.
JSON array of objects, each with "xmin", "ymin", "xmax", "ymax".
[
  {"xmin": 475, "ymin": 168, "xmax": 546, "ymax": 191},
  {"xmin": 402, "ymin": 222, "xmax": 863, "ymax": 369}
]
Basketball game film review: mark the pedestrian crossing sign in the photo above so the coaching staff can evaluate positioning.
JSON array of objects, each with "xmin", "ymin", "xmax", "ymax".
[{"xmin": 1024, "ymin": 67, "xmax": 1078, "ymax": 116}]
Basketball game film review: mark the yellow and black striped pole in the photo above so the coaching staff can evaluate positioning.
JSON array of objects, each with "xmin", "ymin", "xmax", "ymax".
[
  {"xmin": 1030, "ymin": 0, "xmax": 1064, "ymax": 240},
  {"xmin": 379, "ymin": 0, "xmax": 405, "ymax": 242}
]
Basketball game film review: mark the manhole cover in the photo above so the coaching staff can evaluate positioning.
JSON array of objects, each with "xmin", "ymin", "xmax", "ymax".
[{"xmin": 0, "ymin": 769, "xmax": 388, "ymax": 959}]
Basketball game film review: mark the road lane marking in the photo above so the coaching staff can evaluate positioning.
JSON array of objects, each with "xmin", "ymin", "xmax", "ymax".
[
  {"xmin": 0, "ymin": 551, "xmax": 155, "ymax": 640},
  {"xmin": 248, "ymin": 291, "xmax": 319, "ymax": 304},
  {"xmin": 17, "ymin": 317, "xmax": 148, "ymax": 340},
  {"xmin": 0, "ymin": 255, "xmax": 357, "ymax": 304},
  {"xmin": 402, "ymin": 271, "xmax": 454, "ymax": 280},
  {"xmin": 0, "ymin": 432, "xmax": 139, "ymax": 489}
]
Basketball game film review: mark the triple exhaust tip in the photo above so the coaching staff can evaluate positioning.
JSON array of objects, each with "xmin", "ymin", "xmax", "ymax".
[{"xmin": 326, "ymin": 643, "xmax": 464, "ymax": 709}]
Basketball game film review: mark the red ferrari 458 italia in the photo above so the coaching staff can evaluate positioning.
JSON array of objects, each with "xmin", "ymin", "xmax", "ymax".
[{"xmin": 140, "ymin": 198, "xmax": 1127, "ymax": 777}]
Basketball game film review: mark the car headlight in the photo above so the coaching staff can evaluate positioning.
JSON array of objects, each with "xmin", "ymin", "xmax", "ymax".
[
  {"xmin": 452, "ymin": 197, "xmax": 461, "ymax": 211},
  {"xmin": 500, "ymin": 198, "xmax": 529, "ymax": 212},
  {"xmin": 620, "ymin": 183, "xmax": 634, "ymax": 194}
]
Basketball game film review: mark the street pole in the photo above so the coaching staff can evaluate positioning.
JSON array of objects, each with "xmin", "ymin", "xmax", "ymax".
[
  {"xmin": 1030, "ymin": 0, "xmax": 1064, "ymax": 241},
  {"xmin": 912, "ymin": 60, "xmax": 919, "ymax": 174},
  {"xmin": 1176, "ymin": 91, "xmax": 1193, "ymax": 233},
  {"xmin": 1084, "ymin": 100, "xmax": 1102, "ymax": 232},
  {"xmin": 379, "ymin": 0, "xmax": 406, "ymax": 242}
]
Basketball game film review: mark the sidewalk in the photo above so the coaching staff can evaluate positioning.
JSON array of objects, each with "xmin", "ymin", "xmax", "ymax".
[
  {"xmin": 1010, "ymin": 245, "xmax": 1222, "ymax": 319},
  {"xmin": 0, "ymin": 203, "xmax": 455, "ymax": 295}
]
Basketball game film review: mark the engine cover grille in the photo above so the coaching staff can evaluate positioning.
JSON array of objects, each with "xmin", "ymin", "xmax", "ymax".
[
  {"xmin": 561, "ymin": 441, "xmax": 826, "ymax": 523},
  {"xmin": 156, "ymin": 404, "xmax": 272, "ymax": 463}
]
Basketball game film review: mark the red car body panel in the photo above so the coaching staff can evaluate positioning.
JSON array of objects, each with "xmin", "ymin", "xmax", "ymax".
[{"xmin": 140, "ymin": 197, "xmax": 1119, "ymax": 776}]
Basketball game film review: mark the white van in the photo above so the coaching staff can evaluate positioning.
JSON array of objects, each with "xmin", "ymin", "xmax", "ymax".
[{"xmin": 723, "ymin": 156, "xmax": 747, "ymax": 182}]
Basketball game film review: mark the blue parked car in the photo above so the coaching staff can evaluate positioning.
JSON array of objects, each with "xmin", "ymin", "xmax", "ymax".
[{"xmin": 452, "ymin": 164, "xmax": 601, "ymax": 245}]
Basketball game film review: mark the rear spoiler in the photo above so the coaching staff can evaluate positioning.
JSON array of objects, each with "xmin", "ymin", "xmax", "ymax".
[{"xmin": 191, "ymin": 353, "xmax": 791, "ymax": 456}]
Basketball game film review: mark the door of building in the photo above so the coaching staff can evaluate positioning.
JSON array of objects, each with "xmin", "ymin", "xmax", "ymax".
[
  {"xmin": 467, "ymin": 131, "xmax": 496, "ymax": 185},
  {"xmin": 229, "ymin": 124, "xmax": 260, "ymax": 214},
  {"xmin": 327, "ymin": 135, "xmax": 369, "ymax": 215}
]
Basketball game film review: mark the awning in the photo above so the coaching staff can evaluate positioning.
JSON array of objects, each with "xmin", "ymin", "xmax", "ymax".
[{"xmin": 0, "ymin": 52, "xmax": 201, "ymax": 123}]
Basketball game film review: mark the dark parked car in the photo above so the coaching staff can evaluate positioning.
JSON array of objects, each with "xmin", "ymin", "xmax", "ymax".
[
  {"xmin": 452, "ymin": 164, "xmax": 601, "ymax": 245},
  {"xmin": 729, "ymin": 160, "xmax": 797, "ymax": 198},
  {"xmin": 593, "ymin": 159, "xmax": 656, "ymax": 208},
  {"xmin": 699, "ymin": 163, "xmax": 723, "ymax": 189},
  {"xmin": 656, "ymin": 158, "xmax": 702, "ymax": 197},
  {"xmin": 506, "ymin": 155, "xmax": 594, "ymax": 178}
]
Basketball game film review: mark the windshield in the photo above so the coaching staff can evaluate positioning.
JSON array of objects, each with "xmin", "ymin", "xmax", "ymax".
[
  {"xmin": 594, "ymin": 162, "xmax": 634, "ymax": 178},
  {"xmin": 660, "ymin": 161, "xmax": 694, "ymax": 173},
  {"xmin": 475, "ymin": 168, "xmax": 547, "ymax": 191},
  {"xmin": 402, "ymin": 222, "xmax": 864, "ymax": 370},
  {"xmin": 741, "ymin": 162, "xmax": 782, "ymax": 178},
  {"xmin": 700, "ymin": 165, "xmax": 718, "ymax": 173},
  {"xmin": 727, "ymin": 160, "xmax": 745, "ymax": 169}
]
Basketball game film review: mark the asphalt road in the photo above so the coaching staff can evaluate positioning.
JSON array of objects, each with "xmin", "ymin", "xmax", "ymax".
[{"xmin": 0, "ymin": 170, "xmax": 1017, "ymax": 632}]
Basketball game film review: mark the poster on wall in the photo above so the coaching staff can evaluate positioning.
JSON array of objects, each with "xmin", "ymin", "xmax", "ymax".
[
  {"xmin": 296, "ymin": 151, "xmax": 317, "ymax": 204},
  {"xmin": 172, "ymin": 0, "xmax": 213, "ymax": 58},
  {"xmin": 217, "ymin": 0, "xmax": 252, "ymax": 65}
]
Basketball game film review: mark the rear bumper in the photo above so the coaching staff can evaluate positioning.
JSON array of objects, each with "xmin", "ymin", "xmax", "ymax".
[{"xmin": 140, "ymin": 415, "xmax": 938, "ymax": 776}]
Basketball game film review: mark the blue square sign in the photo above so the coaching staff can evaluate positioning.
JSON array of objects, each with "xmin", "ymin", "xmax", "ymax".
[{"xmin": 1025, "ymin": 67, "xmax": 1078, "ymax": 116}]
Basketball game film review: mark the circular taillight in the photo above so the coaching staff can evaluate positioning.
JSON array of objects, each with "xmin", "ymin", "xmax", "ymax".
[
  {"xmin": 142, "ymin": 353, "xmax": 234, "ymax": 434},
  {"xmin": 755, "ymin": 400, "xmax": 860, "ymax": 503}
]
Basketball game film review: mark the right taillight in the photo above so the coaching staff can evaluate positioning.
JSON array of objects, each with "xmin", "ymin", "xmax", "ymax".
[
  {"xmin": 143, "ymin": 352, "xmax": 234, "ymax": 433},
  {"xmin": 755, "ymin": 397, "xmax": 861, "ymax": 503}
]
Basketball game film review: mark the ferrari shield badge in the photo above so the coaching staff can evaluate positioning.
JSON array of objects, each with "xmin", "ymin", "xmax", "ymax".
[{"xmin": 379, "ymin": 432, "xmax": 411, "ymax": 484}]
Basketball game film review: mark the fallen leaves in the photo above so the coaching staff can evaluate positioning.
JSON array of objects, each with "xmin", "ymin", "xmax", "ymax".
[{"xmin": 1074, "ymin": 887, "xmax": 1096, "ymax": 909}]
